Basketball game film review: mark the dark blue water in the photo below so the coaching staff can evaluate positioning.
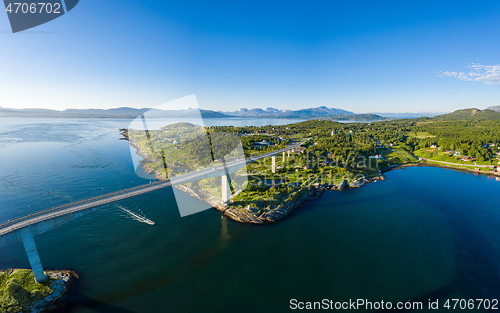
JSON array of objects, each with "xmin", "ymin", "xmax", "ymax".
[{"xmin": 1, "ymin": 119, "xmax": 500, "ymax": 312}]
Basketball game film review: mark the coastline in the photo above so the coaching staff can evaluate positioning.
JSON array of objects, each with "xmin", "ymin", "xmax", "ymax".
[
  {"xmin": 382, "ymin": 160, "xmax": 500, "ymax": 177},
  {"xmin": 127, "ymin": 138, "xmax": 166, "ymax": 180},
  {"xmin": 219, "ymin": 174, "xmax": 386, "ymax": 224},
  {"xmin": 126, "ymin": 131, "xmax": 498, "ymax": 224},
  {"xmin": 173, "ymin": 174, "xmax": 386, "ymax": 224},
  {"xmin": 0, "ymin": 269, "xmax": 78, "ymax": 313},
  {"xmin": 142, "ymin": 153, "xmax": 499, "ymax": 224},
  {"xmin": 129, "ymin": 138, "xmax": 387, "ymax": 223}
]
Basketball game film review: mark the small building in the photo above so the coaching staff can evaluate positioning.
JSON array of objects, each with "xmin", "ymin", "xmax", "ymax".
[
  {"xmin": 431, "ymin": 145, "xmax": 438, "ymax": 148},
  {"xmin": 454, "ymin": 151, "xmax": 461, "ymax": 156}
]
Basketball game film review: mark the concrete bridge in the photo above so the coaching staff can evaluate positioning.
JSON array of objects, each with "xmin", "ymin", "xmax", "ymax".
[{"xmin": 0, "ymin": 138, "xmax": 309, "ymax": 282}]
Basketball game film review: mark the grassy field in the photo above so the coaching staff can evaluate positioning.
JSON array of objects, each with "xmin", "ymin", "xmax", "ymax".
[
  {"xmin": 414, "ymin": 148, "xmax": 500, "ymax": 166},
  {"xmin": 0, "ymin": 270, "xmax": 55, "ymax": 313},
  {"xmin": 378, "ymin": 148, "xmax": 417, "ymax": 169},
  {"xmin": 413, "ymin": 148, "xmax": 462, "ymax": 163},
  {"xmin": 422, "ymin": 159, "xmax": 496, "ymax": 173}
]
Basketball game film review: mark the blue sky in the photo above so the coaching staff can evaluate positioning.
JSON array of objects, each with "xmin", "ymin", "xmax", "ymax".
[{"xmin": 1, "ymin": 0, "xmax": 499, "ymax": 113}]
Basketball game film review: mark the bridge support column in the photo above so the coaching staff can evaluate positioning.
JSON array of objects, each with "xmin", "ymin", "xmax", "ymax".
[
  {"xmin": 221, "ymin": 174, "xmax": 231, "ymax": 204},
  {"xmin": 271, "ymin": 156, "xmax": 276, "ymax": 173},
  {"xmin": 20, "ymin": 228, "xmax": 46, "ymax": 283},
  {"xmin": 283, "ymin": 152, "xmax": 286, "ymax": 163}
]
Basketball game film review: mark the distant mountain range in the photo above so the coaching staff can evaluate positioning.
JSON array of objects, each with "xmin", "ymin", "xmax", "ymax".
[
  {"xmin": 0, "ymin": 105, "xmax": 382, "ymax": 121},
  {"xmin": 220, "ymin": 106, "xmax": 385, "ymax": 121},
  {"xmin": 2, "ymin": 105, "xmax": 498, "ymax": 121},
  {"xmin": 223, "ymin": 106, "xmax": 354, "ymax": 118}
]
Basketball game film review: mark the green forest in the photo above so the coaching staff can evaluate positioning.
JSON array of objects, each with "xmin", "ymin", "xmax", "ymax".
[{"xmin": 128, "ymin": 108, "xmax": 500, "ymax": 181}]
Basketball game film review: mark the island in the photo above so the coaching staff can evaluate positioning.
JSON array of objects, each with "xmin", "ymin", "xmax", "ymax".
[
  {"xmin": 0, "ymin": 269, "xmax": 77, "ymax": 313},
  {"xmin": 124, "ymin": 108, "xmax": 500, "ymax": 224}
]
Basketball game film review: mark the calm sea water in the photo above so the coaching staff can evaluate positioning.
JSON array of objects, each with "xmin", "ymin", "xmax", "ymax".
[{"xmin": 1, "ymin": 118, "xmax": 500, "ymax": 312}]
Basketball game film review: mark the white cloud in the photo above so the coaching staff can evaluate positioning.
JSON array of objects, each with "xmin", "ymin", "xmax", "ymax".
[{"xmin": 438, "ymin": 63, "xmax": 500, "ymax": 85}]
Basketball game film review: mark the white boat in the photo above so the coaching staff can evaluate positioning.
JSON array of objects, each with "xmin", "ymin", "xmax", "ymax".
[{"xmin": 119, "ymin": 206, "xmax": 155, "ymax": 225}]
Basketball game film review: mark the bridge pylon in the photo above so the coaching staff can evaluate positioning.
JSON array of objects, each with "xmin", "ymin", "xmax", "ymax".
[
  {"xmin": 20, "ymin": 227, "xmax": 46, "ymax": 283},
  {"xmin": 221, "ymin": 174, "xmax": 231, "ymax": 204}
]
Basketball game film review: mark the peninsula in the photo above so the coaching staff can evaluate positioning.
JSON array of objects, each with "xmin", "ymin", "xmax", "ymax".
[{"xmin": 125, "ymin": 108, "xmax": 500, "ymax": 224}]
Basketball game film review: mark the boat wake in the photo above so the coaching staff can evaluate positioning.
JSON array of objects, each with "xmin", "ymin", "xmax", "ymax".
[{"xmin": 117, "ymin": 205, "xmax": 155, "ymax": 225}]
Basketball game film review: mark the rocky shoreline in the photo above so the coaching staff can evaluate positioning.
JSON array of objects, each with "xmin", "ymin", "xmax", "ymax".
[
  {"xmin": 155, "ymin": 171, "xmax": 386, "ymax": 224},
  {"xmin": 31, "ymin": 270, "xmax": 78, "ymax": 313},
  {"xmin": 128, "ymin": 138, "xmax": 167, "ymax": 180},
  {"xmin": 0, "ymin": 269, "xmax": 78, "ymax": 313},
  {"xmin": 217, "ymin": 175, "xmax": 385, "ymax": 224}
]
